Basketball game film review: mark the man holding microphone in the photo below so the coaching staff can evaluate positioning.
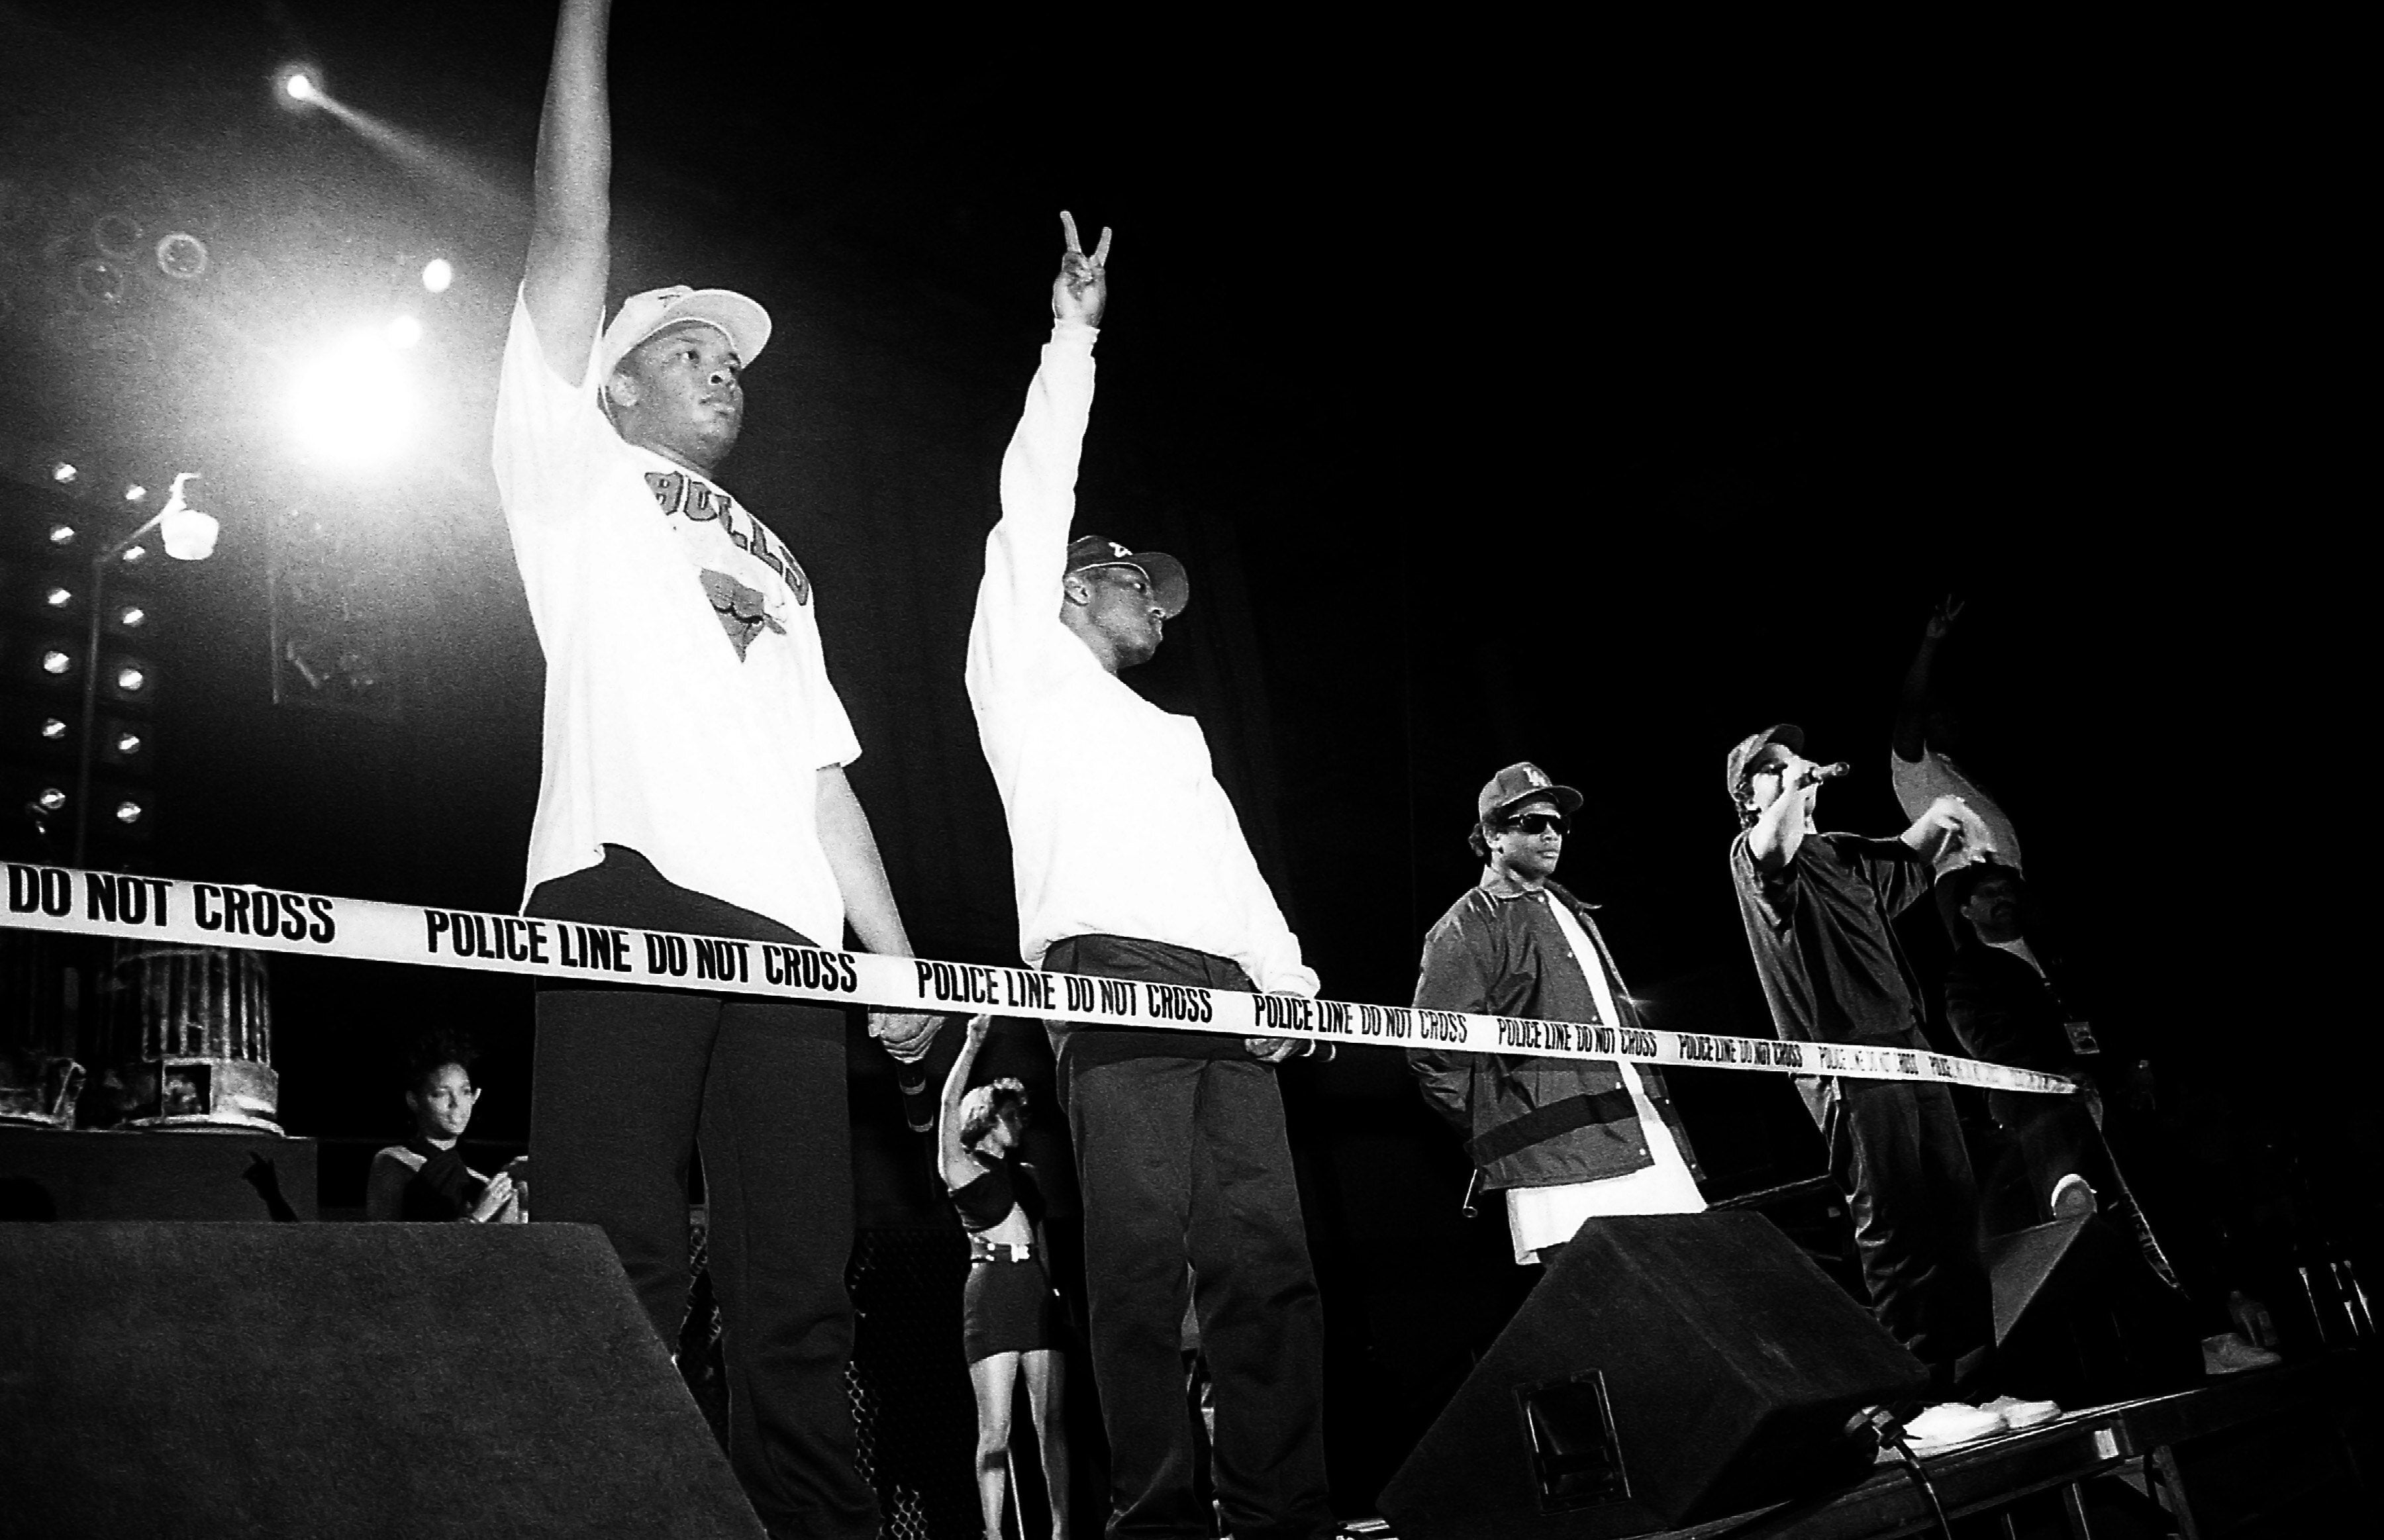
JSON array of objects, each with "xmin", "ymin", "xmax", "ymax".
[{"xmin": 1726, "ymin": 725, "xmax": 1999, "ymax": 1404}]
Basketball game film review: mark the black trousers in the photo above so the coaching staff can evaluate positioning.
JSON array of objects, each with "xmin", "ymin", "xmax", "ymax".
[
  {"xmin": 1043, "ymin": 934, "xmax": 1333, "ymax": 1540},
  {"xmin": 1800, "ymin": 1073, "xmax": 1994, "ymax": 1394},
  {"xmin": 528, "ymin": 847, "xmax": 875, "ymax": 1540}
]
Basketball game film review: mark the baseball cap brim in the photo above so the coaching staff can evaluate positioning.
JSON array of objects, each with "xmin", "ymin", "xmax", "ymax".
[
  {"xmin": 1488, "ymin": 784, "xmax": 1584, "ymax": 820},
  {"xmin": 1074, "ymin": 552, "xmax": 1190, "ymax": 618},
  {"xmin": 599, "ymin": 288, "xmax": 771, "ymax": 383}
]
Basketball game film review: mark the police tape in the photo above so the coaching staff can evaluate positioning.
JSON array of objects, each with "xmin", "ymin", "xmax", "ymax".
[{"xmin": 2, "ymin": 859, "xmax": 2073, "ymax": 1094}]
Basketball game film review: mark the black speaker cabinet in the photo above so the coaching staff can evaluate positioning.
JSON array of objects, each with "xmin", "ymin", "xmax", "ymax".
[
  {"xmin": 0, "ymin": 1222, "xmax": 764, "ymax": 1539},
  {"xmin": 1379, "ymin": 1212, "xmax": 1928, "ymax": 1539}
]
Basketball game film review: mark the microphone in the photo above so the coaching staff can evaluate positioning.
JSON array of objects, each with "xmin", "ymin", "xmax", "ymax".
[{"xmin": 1801, "ymin": 761, "xmax": 1852, "ymax": 784}]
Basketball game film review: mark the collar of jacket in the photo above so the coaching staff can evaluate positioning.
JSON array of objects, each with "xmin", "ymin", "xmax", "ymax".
[{"xmin": 1475, "ymin": 872, "xmax": 1601, "ymax": 911}]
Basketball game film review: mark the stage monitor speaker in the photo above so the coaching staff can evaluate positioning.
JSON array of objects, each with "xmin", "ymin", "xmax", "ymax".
[
  {"xmin": 1377, "ymin": 1212, "xmax": 1928, "ymax": 1540},
  {"xmin": 1985, "ymin": 1214, "xmax": 2200, "ymax": 1406},
  {"xmin": 0, "ymin": 1222, "xmax": 764, "ymax": 1540}
]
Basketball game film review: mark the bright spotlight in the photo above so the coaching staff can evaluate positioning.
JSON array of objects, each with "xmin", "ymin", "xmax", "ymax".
[
  {"xmin": 117, "ymin": 732, "xmax": 144, "ymax": 755},
  {"xmin": 51, "ymin": 462, "xmax": 76, "ymax": 483},
  {"xmin": 47, "ymin": 524, "xmax": 77, "ymax": 546},
  {"xmin": 36, "ymin": 789, "xmax": 66, "ymax": 814},
  {"xmin": 115, "ymin": 800, "xmax": 145, "ymax": 825},
  {"xmin": 116, "ymin": 667, "xmax": 146, "ymax": 693},
  {"xmin": 40, "ymin": 651, "xmax": 72, "ymax": 676},
  {"xmin": 279, "ymin": 65, "xmax": 321, "ymax": 103},
  {"xmin": 120, "ymin": 546, "xmax": 148, "ymax": 565},
  {"xmin": 125, "ymin": 483, "xmax": 148, "ymax": 502},
  {"xmin": 119, "ymin": 606, "xmax": 148, "ymax": 628},
  {"xmin": 421, "ymin": 258, "xmax": 454, "ymax": 293},
  {"xmin": 385, "ymin": 314, "xmax": 423, "ymax": 348},
  {"xmin": 40, "ymin": 719, "xmax": 68, "ymax": 742},
  {"xmin": 289, "ymin": 330, "xmax": 419, "ymax": 467},
  {"xmin": 44, "ymin": 587, "xmax": 72, "ymax": 608}
]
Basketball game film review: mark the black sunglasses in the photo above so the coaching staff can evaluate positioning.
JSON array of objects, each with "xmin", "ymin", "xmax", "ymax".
[{"xmin": 1504, "ymin": 813, "xmax": 1568, "ymax": 836}]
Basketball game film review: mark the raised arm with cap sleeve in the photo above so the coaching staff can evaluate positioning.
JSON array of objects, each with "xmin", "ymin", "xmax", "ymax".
[{"xmin": 522, "ymin": 0, "xmax": 613, "ymax": 383}]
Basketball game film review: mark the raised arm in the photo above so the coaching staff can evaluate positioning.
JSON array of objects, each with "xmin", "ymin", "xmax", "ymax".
[
  {"xmin": 936, "ymin": 1015, "xmax": 995, "ymax": 1190},
  {"xmin": 1744, "ymin": 766, "xmax": 1818, "ymax": 871},
  {"xmin": 976, "ymin": 216, "xmax": 1110, "ymax": 628},
  {"xmin": 522, "ymin": 0, "xmax": 613, "ymax": 379},
  {"xmin": 1891, "ymin": 595, "xmax": 1963, "ymax": 763}
]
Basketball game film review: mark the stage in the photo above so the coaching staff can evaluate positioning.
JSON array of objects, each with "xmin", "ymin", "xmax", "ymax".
[{"xmin": 1634, "ymin": 1358, "xmax": 2375, "ymax": 1539}]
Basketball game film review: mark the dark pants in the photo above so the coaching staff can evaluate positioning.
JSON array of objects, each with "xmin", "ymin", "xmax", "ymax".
[
  {"xmin": 528, "ymin": 847, "xmax": 875, "ymax": 1540},
  {"xmin": 1800, "ymin": 1073, "xmax": 1993, "ymax": 1394},
  {"xmin": 1044, "ymin": 934, "xmax": 1333, "ymax": 1540}
]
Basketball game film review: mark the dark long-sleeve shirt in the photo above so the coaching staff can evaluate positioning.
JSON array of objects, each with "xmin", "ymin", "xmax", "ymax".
[{"xmin": 1730, "ymin": 830, "xmax": 1932, "ymax": 1047}]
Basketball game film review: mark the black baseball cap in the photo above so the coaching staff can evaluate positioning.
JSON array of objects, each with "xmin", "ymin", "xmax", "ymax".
[
  {"xmin": 1723, "ymin": 723, "xmax": 1804, "ymax": 804},
  {"xmin": 1067, "ymin": 535, "xmax": 1189, "ymax": 618},
  {"xmin": 1477, "ymin": 762, "xmax": 1583, "ymax": 823}
]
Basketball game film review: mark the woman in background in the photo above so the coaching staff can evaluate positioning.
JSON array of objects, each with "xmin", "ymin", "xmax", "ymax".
[
  {"xmin": 939, "ymin": 1014, "xmax": 1068, "ymax": 1540},
  {"xmin": 366, "ymin": 1032, "xmax": 525, "ymax": 1224}
]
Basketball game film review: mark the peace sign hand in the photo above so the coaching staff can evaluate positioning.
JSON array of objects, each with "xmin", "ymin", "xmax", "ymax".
[
  {"xmin": 1053, "ymin": 210, "xmax": 1112, "ymax": 327},
  {"xmin": 1924, "ymin": 594, "xmax": 1967, "ymax": 640}
]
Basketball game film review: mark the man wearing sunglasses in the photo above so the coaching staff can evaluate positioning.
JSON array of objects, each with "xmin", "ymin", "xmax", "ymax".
[
  {"xmin": 1409, "ymin": 763, "xmax": 1706, "ymax": 1270},
  {"xmin": 1726, "ymin": 724, "xmax": 1997, "ymax": 1400}
]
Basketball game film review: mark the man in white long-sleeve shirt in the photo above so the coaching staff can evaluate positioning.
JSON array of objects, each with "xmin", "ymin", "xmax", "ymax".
[{"xmin": 965, "ymin": 217, "xmax": 1334, "ymax": 1540}]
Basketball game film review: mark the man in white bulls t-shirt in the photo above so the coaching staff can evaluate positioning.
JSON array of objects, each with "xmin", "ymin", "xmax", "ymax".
[{"xmin": 493, "ymin": 5, "xmax": 936, "ymax": 1537}]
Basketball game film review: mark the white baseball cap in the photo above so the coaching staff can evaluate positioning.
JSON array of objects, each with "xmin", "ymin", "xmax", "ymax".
[{"xmin": 595, "ymin": 285, "xmax": 771, "ymax": 383}]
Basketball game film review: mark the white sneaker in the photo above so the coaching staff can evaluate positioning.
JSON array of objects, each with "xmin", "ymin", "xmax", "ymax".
[
  {"xmin": 1901, "ymin": 1402, "xmax": 2007, "ymax": 1449},
  {"xmin": 1980, "ymin": 1394, "xmax": 2063, "ymax": 1430},
  {"xmin": 2201, "ymin": 1332, "xmax": 2282, "ymax": 1374},
  {"xmin": 2050, "ymin": 1173, "xmax": 2098, "ymax": 1218}
]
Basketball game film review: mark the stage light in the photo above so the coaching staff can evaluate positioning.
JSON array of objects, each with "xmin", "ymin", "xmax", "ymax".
[
  {"xmin": 386, "ymin": 314, "xmax": 423, "ymax": 348},
  {"xmin": 48, "ymin": 524, "xmax": 77, "ymax": 546},
  {"xmin": 36, "ymin": 788, "xmax": 66, "ymax": 813},
  {"xmin": 41, "ymin": 720, "xmax": 68, "ymax": 741},
  {"xmin": 125, "ymin": 484, "xmax": 148, "ymax": 502},
  {"xmin": 116, "ymin": 732, "xmax": 142, "ymax": 755},
  {"xmin": 289, "ymin": 329, "xmax": 419, "ymax": 466},
  {"xmin": 158, "ymin": 473, "xmax": 219, "ymax": 561},
  {"xmin": 422, "ymin": 258, "xmax": 454, "ymax": 293},
  {"xmin": 52, "ymin": 463, "xmax": 76, "ymax": 483},
  {"xmin": 120, "ymin": 545, "xmax": 149, "ymax": 565},
  {"xmin": 45, "ymin": 587, "xmax": 72, "ymax": 608},
  {"xmin": 115, "ymin": 800, "xmax": 144, "ymax": 825},
  {"xmin": 281, "ymin": 66, "xmax": 320, "ymax": 103},
  {"xmin": 119, "ymin": 606, "xmax": 147, "ymax": 628},
  {"xmin": 116, "ymin": 666, "xmax": 146, "ymax": 693},
  {"xmin": 40, "ymin": 651, "xmax": 72, "ymax": 676}
]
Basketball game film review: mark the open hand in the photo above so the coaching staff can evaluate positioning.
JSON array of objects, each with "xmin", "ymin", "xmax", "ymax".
[{"xmin": 1053, "ymin": 211, "xmax": 1111, "ymax": 327}]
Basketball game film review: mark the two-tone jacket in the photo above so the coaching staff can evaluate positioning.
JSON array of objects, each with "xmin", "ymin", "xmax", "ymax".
[{"xmin": 1407, "ymin": 879, "xmax": 1702, "ymax": 1192}]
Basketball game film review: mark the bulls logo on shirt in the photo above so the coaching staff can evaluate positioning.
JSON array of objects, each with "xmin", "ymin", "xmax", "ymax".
[{"xmin": 644, "ymin": 470, "xmax": 813, "ymax": 606}]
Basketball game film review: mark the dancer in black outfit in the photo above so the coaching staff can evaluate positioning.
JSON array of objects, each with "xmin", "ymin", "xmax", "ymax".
[{"xmin": 940, "ymin": 1014, "xmax": 1070, "ymax": 1540}]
